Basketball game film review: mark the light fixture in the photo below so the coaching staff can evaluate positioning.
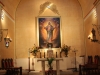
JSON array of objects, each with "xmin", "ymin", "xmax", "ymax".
[
  {"xmin": 0, "ymin": 29, "xmax": 12, "ymax": 47},
  {"xmin": 1, "ymin": 10, "xmax": 4, "ymax": 20},
  {"xmin": 88, "ymin": 28, "xmax": 98, "ymax": 42},
  {"xmin": 88, "ymin": 34, "xmax": 92, "ymax": 39},
  {"xmin": 4, "ymin": 37, "xmax": 12, "ymax": 48},
  {"xmin": 0, "ymin": 29, "xmax": 8, "ymax": 42},
  {"xmin": 93, "ymin": 8, "xmax": 97, "ymax": 18}
]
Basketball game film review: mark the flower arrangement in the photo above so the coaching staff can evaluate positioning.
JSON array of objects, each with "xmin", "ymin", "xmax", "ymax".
[
  {"xmin": 29, "ymin": 44, "xmax": 40, "ymax": 56},
  {"xmin": 61, "ymin": 44, "xmax": 71, "ymax": 57},
  {"xmin": 47, "ymin": 57, "xmax": 55, "ymax": 70}
]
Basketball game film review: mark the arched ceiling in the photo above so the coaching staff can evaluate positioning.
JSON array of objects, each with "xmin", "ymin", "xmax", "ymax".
[
  {"xmin": 78, "ymin": 0, "xmax": 96, "ymax": 18},
  {"xmin": 0, "ymin": 0, "xmax": 97, "ymax": 19}
]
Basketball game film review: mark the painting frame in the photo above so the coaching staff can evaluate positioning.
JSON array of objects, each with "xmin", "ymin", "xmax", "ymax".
[{"xmin": 36, "ymin": 16, "xmax": 62, "ymax": 49}]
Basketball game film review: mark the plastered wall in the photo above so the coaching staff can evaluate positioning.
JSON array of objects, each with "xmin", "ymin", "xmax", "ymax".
[
  {"xmin": 84, "ymin": 3, "xmax": 100, "ymax": 58},
  {"xmin": 0, "ymin": 10, "xmax": 14, "ymax": 58},
  {"xmin": 15, "ymin": 0, "xmax": 84, "ymax": 58},
  {"xmin": 2, "ymin": 0, "xmax": 100, "ymax": 60}
]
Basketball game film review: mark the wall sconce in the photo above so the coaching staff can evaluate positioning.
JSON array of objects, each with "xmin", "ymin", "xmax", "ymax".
[
  {"xmin": 88, "ymin": 34, "xmax": 92, "ymax": 39},
  {"xmin": 0, "ymin": 29, "xmax": 12, "ymax": 47},
  {"xmin": 88, "ymin": 28, "xmax": 98, "ymax": 42},
  {"xmin": 4, "ymin": 37, "xmax": 12, "ymax": 48}
]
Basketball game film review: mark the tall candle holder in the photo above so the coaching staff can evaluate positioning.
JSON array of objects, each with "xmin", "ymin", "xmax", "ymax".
[
  {"xmin": 28, "ymin": 49, "xmax": 30, "ymax": 72},
  {"xmin": 28, "ymin": 57, "xmax": 30, "ymax": 72},
  {"xmin": 60, "ymin": 52, "xmax": 61, "ymax": 58},
  {"xmin": 44, "ymin": 52, "xmax": 45, "ymax": 58},
  {"xmin": 72, "ymin": 49, "xmax": 78, "ymax": 72},
  {"xmin": 40, "ymin": 52, "xmax": 41, "ymax": 58},
  {"xmin": 56, "ymin": 52, "xmax": 57, "ymax": 58}
]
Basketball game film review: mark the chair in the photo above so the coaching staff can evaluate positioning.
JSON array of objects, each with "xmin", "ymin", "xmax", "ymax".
[
  {"xmin": 1, "ymin": 59, "xmax": 6, "ymax": 68},
  {"xmin": 1, "ymin": 58, "xmax": 22, "ymax": 75},
  {"xmin": 79, "ymin": 55, "xmax": 100, "ymax": 75},
  {"xmin": 91, "ymin": 55, "xmax": 100, "ymax": 74},
  {"xmin": 0, "ymin": 59, "xmax": 6, "ymax": 75},
  {"xmin": 8, "ymin": 58, "xmax": 19, "ymax": 75}
]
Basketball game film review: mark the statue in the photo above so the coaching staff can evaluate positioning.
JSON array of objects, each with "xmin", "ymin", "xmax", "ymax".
[{"xmin": 91, "ymin": 28, "xmax": 96, "ymax": 40}]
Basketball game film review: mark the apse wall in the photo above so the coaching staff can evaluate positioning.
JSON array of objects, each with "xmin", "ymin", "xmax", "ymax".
[
  {"xmin": 84, "ymin": 2, "xmax": 100, "ymax": 57},
  {"xmin": 15, "ymin": 0, "xmax": 84, "ymax": 58}
]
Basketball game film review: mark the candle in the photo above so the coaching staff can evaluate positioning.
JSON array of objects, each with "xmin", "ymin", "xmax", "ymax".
[
  {"xmin": 56, "ymin": 52, "xmax": 57, "ymax": 58},
  {"xmin": 44, "ymin": 52, "xmax": 45, "ymax": 58},
  {"xmin": 40, "ymin": 52, "xmax": 41, "ymax": 58},
  {"xmin": 60, "ymin": 52, "xmax": 61, "ymax": 58}
]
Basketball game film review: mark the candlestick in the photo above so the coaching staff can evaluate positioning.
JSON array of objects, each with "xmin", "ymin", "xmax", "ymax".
[
  {"xmin": 44, "ymin": 52, "xmax": 45, "ymax": 58},
  {"xmin": 56, "ymin": 52, "xmax": 57, "ymax": 58},
  {"xmin": 60, "ymin": 52, "xmax": 61, "ymax": 58},
  {"xmin": 28, "ymin": 57, "xmax": 30, "ymax": 72},
  {"xmin": 40, "ymin": 52, "xmax": 41, "ymax": 58}
]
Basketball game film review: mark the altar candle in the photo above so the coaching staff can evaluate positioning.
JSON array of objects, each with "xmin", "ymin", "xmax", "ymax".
[
  {"xmin": 40, "ymin": 52, "xmax": 41, "ymax": 58},
  {"xmin": 56, "ymin": 52, "xmax": 57, "ymax": 58},
  {"xmin": 60, "ymin": 52, "xmax": 61, "ymax": 58},
  {"xmin": 44, "ymin": 52, "xmax": 45, "ymax": 58}
]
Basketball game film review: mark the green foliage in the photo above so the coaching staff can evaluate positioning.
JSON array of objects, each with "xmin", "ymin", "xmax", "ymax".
[
  {"xmin": 61, "ymin": 44, "xmax": 71, "ymax": 57},
  {"xmin": 29, "ymin": 44, "xmax": 40, "ymax": 56},
  {"xmin": 47, "ymin": 57, "xmax": 55, "ymax": 69}
]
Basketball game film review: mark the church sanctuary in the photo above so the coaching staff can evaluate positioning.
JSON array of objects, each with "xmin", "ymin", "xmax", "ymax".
[{"xmin": 0, "ymin": 0, "xmax": 100, "ymax": 75}]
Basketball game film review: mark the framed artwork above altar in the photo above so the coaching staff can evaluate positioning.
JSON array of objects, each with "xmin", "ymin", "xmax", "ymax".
[{"xmin": 36, "ymin": 16, "xmax": 61, "ymax": 48}]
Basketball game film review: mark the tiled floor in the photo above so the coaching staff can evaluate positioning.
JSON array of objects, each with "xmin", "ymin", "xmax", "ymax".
[
  {"xmin": 0, "ymin": 69, "xmax": 79, "ymax": 75},
  {"xmin": 22, "ymin": 70, "xmax": 79, "ymax": 75}
]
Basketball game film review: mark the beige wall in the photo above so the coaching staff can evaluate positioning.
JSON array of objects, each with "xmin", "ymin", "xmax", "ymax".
[
  {"xmin": 0, "ymin": 0, "xmax": 20, "ymax": 20},
  {"xmin": 0, "ymin": 0, "xmax": 20, "ymax": 59},
  {"xmin": 84, "ymin": 7, "xmax": 100, "ymax": 58},
  {"xmin": 78, "ymin": 0, "xmax": 95, "ymax": 18},
  {"xmin": 97, "ymin": 2, "xmax": 100, "ymax": 24},
  {"xmin": 15, "ymin": 0, "xmax": 84, "ymax": 58},
  {"xmin": 0, "ymin": 10, "xmax": 14, "ymax": 58},
  {"xmin": 1, "ymin": 0, "xmax": 100, "ymax": 60}
]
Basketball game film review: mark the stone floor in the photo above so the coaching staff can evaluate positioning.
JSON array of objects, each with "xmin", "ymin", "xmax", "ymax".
[
  {"xmin": 22, "ymin": 69, "xmax": 79, "ymax": 75},
  {"xmin": 0, "ymin": 69, "xmax": 79, "ymax": 75}
]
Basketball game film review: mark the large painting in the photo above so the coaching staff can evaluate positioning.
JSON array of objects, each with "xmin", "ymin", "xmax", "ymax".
[{"xmin": 37, "ymin": 16, "xmax": 61, "ymax": 48}]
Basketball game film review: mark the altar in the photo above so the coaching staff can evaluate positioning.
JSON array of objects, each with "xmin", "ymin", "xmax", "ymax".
[
  {"xmin": 32, "ymin": 57, "xmax": 84, "ymax": 70},
  {"xmin": 36, "ymin": 58, "xmax": 63, "ymax": 75},
  {"xmin": 31, "ymin": 57, "xmax": 84, "ymax": 75},
  {"xmin": 15, "ymin": 57, "xmax": 84, "ymax": 75}
]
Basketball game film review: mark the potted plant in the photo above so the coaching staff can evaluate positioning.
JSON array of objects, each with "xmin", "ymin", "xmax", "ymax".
[
  {"xmin": 47, "ymin": 57, "xmax": 55, "ymax": 70},
  {"xmin": 29, "ymin": 44, "xmax": 40, "ymax": 57},
  {"xmin": 61, "ymin": 44, "xmax": 71, "ymax": 57}
]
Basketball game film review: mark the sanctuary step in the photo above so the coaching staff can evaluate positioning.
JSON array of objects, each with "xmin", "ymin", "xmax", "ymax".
[
  {"xmin": 28, "ymin": 70, "xmax": 73, "ymax": 75},
  {"xmin": 60, "ymin": 70, "xmax": 73, "ymax": 74}
]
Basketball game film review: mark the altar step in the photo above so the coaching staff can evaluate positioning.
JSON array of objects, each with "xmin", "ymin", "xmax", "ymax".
[
  {"xmin": 60, "ymin": 70, "xmax": 73, "ymax": 75},
  {"xmin": 26, "ymin": 70, "xmax": 73, "ymax": 75}
]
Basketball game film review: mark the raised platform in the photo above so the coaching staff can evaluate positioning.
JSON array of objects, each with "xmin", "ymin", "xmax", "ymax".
[
  {"xmin": 27, "ymin": 70, "xmax": 73, "ymax": 75},
  {"xmin": 60, "ymin": 70, "xmax": 73, "ymax": 75}
]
